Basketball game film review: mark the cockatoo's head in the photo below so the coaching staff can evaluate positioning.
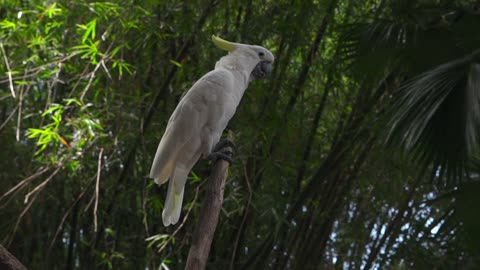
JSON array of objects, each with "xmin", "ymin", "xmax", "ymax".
[{"xmin": 212, "ymin": 35, "xmax": 274, "ymax": 80}]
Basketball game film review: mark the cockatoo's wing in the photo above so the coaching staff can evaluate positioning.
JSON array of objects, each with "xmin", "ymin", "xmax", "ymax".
[
  {"xmin": 149, "ymin": 100, "xmax": 201, "ymax": 185},
  {"xmin": 149, "ymin": 70, "xmax": 234, "ymax": 225},
  {"xmin": 149, "ymin": 96, "xmax": 203, "ymax": 226}
]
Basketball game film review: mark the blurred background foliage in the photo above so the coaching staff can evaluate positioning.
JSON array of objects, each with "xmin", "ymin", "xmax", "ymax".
[{"xmin": 1, "ymin": 0, "xmax": 480, "ymax": 269}]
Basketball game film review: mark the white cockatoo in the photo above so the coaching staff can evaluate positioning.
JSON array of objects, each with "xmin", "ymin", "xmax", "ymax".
[{"xmin": 150, "ymin": 35, "xmax": 274, "ymax": 226}]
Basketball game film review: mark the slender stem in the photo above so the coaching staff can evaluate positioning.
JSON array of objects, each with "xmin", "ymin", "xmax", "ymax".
[
  {"xmin": 94, "ymin": 148, "xmax": 104, "ymax": 232},
  {"xmin": 0, "ymin": 43, "xmax": 15, "ymax": 98}
]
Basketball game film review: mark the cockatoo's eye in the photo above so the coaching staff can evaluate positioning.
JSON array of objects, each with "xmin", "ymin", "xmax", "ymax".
[{"xmin": 258, "ymin": 51, "xmax": 265, "ymax": 58}]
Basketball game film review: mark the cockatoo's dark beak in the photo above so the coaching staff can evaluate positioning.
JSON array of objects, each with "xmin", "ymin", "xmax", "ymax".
[{"xmin": 252, "ymin": 61, "xmax": 273, "ymax": 80}]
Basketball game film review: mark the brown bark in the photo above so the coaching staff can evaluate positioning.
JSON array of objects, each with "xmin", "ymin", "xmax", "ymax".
[
  {"xmin": 0, "ymin": 245, "xmax": 27, "ymax": 270},
  {"xmin": 185, "ymin": 140, "xmax": 233, "ymax": 270}
]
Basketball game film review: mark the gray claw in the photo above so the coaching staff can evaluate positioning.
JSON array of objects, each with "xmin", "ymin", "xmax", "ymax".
[
  {"xmin": 213, "ymin": 138, "xmax": 236, "ymax": 153},
  {"xmin": 208, "ymin": 150, "xmax": 234, "ymax": 165}
]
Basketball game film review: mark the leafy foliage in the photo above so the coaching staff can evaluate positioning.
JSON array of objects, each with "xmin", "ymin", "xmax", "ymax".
[{"xmin": 1, "ymin": 0, "xmax": 479, "ymax": 269}]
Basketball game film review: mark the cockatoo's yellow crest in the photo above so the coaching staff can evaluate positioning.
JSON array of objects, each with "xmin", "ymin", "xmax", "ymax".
[{"xmin": 212, "ymin": 35, "xmax": 235, "ymax": 52}]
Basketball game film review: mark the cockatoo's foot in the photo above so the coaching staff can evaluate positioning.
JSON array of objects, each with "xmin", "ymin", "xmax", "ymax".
[
  {"xmin": 208, "ymin": 139, "xmax": 235, "ymax": 164},
  {"xmin": 208, "ymin": 151, "xmax": 234, "ymax": 164},
  {"xmin": 212, "ymin": 138, "xmax": 235, "ymax": 153}
]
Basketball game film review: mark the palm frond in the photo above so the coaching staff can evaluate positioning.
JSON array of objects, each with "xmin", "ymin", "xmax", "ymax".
[
  {"xmin": 387, "ymin": 50, "xmax": 480, "ymax": 184},
  {"xmin": 337, "ymin": 20, "xmax": 412, "ymax": 79},
  {"xmin": 465, "ymin": 63, "xmax": 480, "ymax": 152}
]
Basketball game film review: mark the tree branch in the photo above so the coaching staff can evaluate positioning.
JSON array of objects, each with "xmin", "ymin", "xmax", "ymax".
[
  {"xmin": 185, "ymin": 137, "xmax": 233, "ymax": 270},
  {"xmin": 0, "ymin": 245, "xmax": 27, "ymax": 270}
]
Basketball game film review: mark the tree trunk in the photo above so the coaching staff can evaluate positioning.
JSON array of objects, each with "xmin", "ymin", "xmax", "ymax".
[{"xmin": 0, "ymin": 245, "xmax": 27, "ymax": 270}]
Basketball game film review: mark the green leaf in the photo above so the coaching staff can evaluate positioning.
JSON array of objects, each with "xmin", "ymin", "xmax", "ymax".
[
  {"xmin": 112, "ymin": 60, "xmax": 133, "ymax": 76},
  {"xmin": 0, "ymin": 20, "xmax": 16, "ymax": 30},
  {"xmin": 42, "ymin": 104, "xmax": 63, "ymax": 117},
  {"xmin": 78, "ymin": 19, "xmax": 97, "ymax": 43},
  {"xmin": 72, "ymin": 41, "xmax": 101, "ymax": 64},
  {"xmin": 169, "ymin": 60, "xmax": 182, "ymax": 68},
  {"xmin": 44, "ymin": 2, "xmax": 62, "ymax": 18},
  {"xmin": 145, "ymin": 234, "xmax": 169, "ymax": 249},
  {"xmin": 65, "ymin": 98, "xmax": 82, "ymax": 106},
  {"xmin": 105, "ymin": 227, "xmax": 116, "ymax": 236},
  {"xmin": 189, "ymin": 171, "xmax": 201, "ymax": 183}
]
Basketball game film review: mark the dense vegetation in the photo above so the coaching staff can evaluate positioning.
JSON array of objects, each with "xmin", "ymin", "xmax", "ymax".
[{"xmin": 1, "ymin": 0, "xmax": 480, "ymax": 269}]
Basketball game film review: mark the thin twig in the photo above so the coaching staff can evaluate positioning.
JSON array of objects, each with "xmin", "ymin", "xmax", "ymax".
[
  {"xmin": 79, "ymin": 60, "xmax": 103, "ymax": 102},
  {"xmin": 157, "ymin": 185, "xmax": 201, "ymax": 254},
  {"xmin": 79, "ymin": 42, "xmax": 114, "ymax": 102},
  {"xmin": 81, "ymin": 175, "xmax": 100, "ymax": 213},
  {"xmin": 0, "ymin": 52, "xmax": 77, "ymax": 84},
  {"xmin": 44, "ymin": 62, "xmax": 63, "ymax": 111},
  {"xmin": 48, "ymin": 189, "xmax": 88, "ymax": 254},
  {"xmin": 84, "ymin": 189, "xmax": 96, "ymax": 213},
  {"xmin": 0, "ymin": 69, "xmax": 42, "ymax": 85},
  {"xmin": 24, "ymin": 166, "xmax": 62, "ymax": 204},
  {"xmin": 68, "ymin": 64, "xmax": 91, "ymax": 97},
  {"xmin": 15, "ymin": 85, "xmax": 25, "ymax": 141},
  {"xmin": 7, "ymin": 192, "xmax": 39, "ymax": 247},
  {"xmin": 142, "ymin": 177, "xmax": 150, "ymax": 237},
  {"xmin": 100, "ymin": 59, "xmax": 112, "ymax": 80},
  {"xmin": 0, "ymin": 166, "xmax": 51, "ymax": 203},
  {"xmin": 0, "ymin": 42, "xmax": 15, "ymax": 98},
  {"xmin": 94, "ymin": 148, "xmax": 104, "ymax": 232},
  {"xmin": 0, "ymin": 106, "xmax": 18, "ymax": 135},
  {"xmin": 229, "ymin": 162, "xmax": 253, "ymax": 270}
]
